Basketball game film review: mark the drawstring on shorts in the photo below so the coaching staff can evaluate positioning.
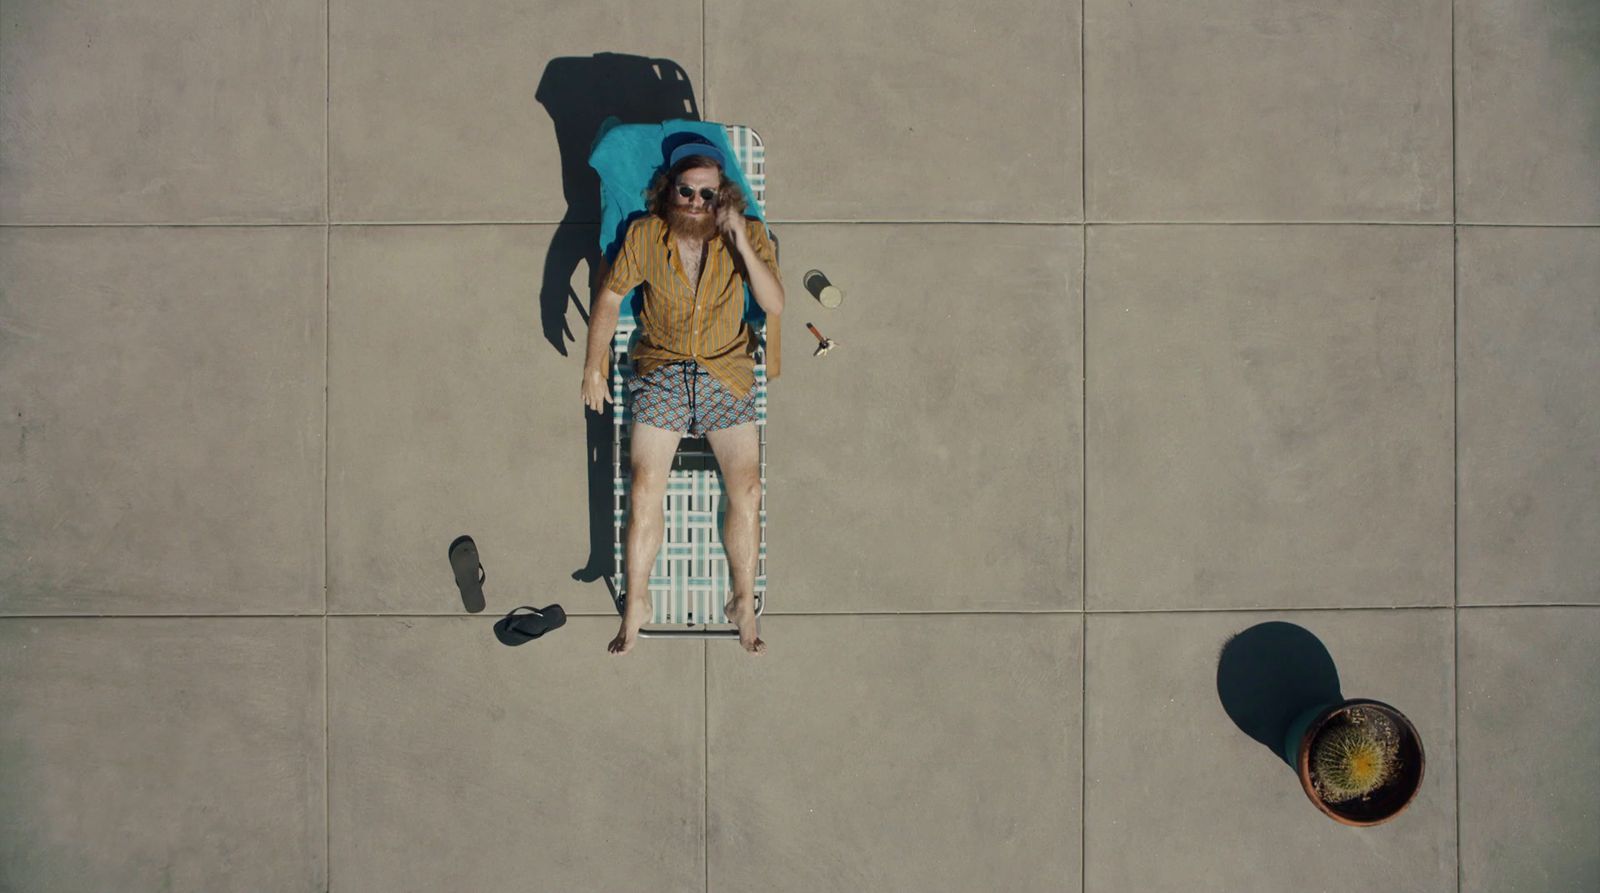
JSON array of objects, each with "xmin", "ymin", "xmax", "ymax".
[{"xmin": 679, "ymin": 361, "xmax": 699, "ymax": 430}]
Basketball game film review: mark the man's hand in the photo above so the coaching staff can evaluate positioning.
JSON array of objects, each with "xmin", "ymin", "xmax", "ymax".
[
  {"xmin": 716, "ymin": 205, "xmax": 747, "ymax": 247},
  {"xmin": 580, "ymin": 367, "xmax": 612, "ymax": 413}
]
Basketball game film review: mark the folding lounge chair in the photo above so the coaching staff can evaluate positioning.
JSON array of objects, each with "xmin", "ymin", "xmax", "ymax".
[{"xmin": 588, "ymin": 120, "xmax": 779, "ymax": 640}]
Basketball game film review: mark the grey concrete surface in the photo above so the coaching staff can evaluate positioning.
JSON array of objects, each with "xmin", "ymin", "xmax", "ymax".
[
  {"xmin": 0, "ymin": 0, "xmax": 326, "ymax": 225},
  {"xmin": 1455, "ymin": 0, "xmax": 1600, "ymax": 224},
  {"xmin": 1085, "ymin": 0, "xmax": 1454, "ymax": 222},
  {"xmin": 1457, "ymin": 227, "xmax": 1600, "ymax": 605},
  {"xmin": 329, "ymin": 0, "xmax": 704, "ymax": 223},
  {"xmin": 0, "ymin": 619, "xmax": 325, "ymax": 891},
  {"xmin": 0, "ymin": 227, "xmax": 326, "ymax": 615},
  {"xmin": 1086, "ymin": 224, "xmax": 1455, "ymax": 611},
  {"xmin": 706, "ymin": 2, "xmax": 1082, "ymax": 222},
  {"xmin": 706, "ymin": 615, "xmax": 1082, "ymax": 892},
  {"xmin": 326, "ymin": 616, "xmax": 704, "ymax": 893},
  {"xmin": 1459, "ymin": 608, "xmax": 1600, "ymax": 893},
  {"xmin": 765, "ymin": 224, "xmax": 1081, "ymax": 614},
  {"xmin": 326, "ymin": 224, "xmax": 597, "ymax": 614},
  {"xmin": 1084, "ymin": 610, "xmax": 1456, "ymax": 892},
  {"xmin": 2, "ymin": 0, "xmax": 1598, "ymax": 889}
]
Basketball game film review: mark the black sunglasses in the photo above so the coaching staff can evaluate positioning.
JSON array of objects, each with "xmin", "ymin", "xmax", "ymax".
[{"xmin": 676, "ymin": 184, "xmax": 718, "ymax": 203}]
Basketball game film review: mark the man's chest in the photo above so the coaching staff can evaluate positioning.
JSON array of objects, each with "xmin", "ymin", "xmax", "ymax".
[
  {"xmin": 648, "ymin": 239, "xmax": 733, "ymax": 298},
  {"xmin": 677, "ymin": 241, "xmax": 705, "ymax": 288}
]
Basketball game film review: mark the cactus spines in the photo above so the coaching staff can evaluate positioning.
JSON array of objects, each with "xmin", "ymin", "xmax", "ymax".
[{"xmin": 1311, "ymin": 706, "xmax": 1402, "ymax": 803}]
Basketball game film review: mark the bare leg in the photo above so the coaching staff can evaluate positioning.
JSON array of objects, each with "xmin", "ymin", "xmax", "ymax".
[
  {"xmin": 707, "ymin": 422, "xmax": 765, "ymax": 654},
  {"xmin": 610, "ymin": 421, "xmax": 682, "ymax": 654}
]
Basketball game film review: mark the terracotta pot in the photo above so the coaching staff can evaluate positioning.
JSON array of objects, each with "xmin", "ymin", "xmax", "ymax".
[{"xmin": 1283, "ymin": 697, "xmax": 1424, "ymax": 826}]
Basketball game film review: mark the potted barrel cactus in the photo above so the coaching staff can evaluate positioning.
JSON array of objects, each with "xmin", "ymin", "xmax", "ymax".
[{"xmin": 1283, "ymin": 698, "xmax": 1424, "ymax": 826}]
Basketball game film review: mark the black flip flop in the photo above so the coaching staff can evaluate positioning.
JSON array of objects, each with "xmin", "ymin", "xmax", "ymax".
[
  {"xmin": 494, "ymin": 605, "xmax": 566, "ymax": 646},
  {"xmin": 449, "ymin": 535, "xmax": 486, "ymax": 613}
]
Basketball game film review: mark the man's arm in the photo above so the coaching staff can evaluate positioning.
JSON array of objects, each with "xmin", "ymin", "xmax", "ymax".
[
  {"xmin": 586, "ymin": 217, "xmax": 644, "ymax": 380},
  {"xmin": 729, "ymin": 222, "xmax": 784, "ymax": 316},
  {"xmin": 579, "ymin": 285, "xmax": 625, "ymax": 412},
  {"xmin": 584, "ymin": 287, "xmax": 625, "ymax": 378}
]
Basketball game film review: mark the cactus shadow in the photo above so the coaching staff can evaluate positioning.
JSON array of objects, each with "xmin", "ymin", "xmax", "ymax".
[{"xmin": 1216, "ymin": 622, "xmax": 1343, "ymax": 768}]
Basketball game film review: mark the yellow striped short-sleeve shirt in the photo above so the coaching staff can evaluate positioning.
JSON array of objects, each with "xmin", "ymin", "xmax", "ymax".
[{"xmin": 602, "ymin": 214, "xmax": 779, "ymax": 400}]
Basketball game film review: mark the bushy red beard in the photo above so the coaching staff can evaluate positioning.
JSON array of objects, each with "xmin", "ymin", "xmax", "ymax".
[{"xmin": 666, "ymin": 206, "xmax": 716, "ymax": 241}]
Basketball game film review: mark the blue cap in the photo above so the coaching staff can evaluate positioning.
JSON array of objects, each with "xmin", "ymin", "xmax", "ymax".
[{"xmin": 667, "ymin": 140, "xmax": 726, "ymax": 170}]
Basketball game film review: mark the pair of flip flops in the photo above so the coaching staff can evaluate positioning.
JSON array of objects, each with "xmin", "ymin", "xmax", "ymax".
[
  {"xmin": 494, "ymin": 605, "xmax": 567, "ymax": 645},
  {"xmin": 451, "ymin": 535, "xmax": 566, "ymax": 645}
]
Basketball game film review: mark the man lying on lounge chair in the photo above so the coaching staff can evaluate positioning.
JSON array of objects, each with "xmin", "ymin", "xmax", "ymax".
[{"xmin": 580, "ymin": 138, "xmax": 784, "ymax": 656}]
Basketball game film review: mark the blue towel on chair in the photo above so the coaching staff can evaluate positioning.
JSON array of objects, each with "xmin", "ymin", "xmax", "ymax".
[{"xmin": 587, "ymin": 117, "xmax": 767, "ymax": 323}]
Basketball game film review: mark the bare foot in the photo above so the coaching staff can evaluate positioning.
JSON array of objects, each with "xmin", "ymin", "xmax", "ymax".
[
  {"xmin": 724, "ymin": 596, "xmax": 766, "ymax": 654},
  {"xmin": 608, "ymin": 594, "xmax": 652, "ymax": 654}
]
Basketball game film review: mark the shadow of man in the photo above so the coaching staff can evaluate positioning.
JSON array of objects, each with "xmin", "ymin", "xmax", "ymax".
[{"xmin": 535, "ymin": 53, "xmax": 699, "ymax": 587}]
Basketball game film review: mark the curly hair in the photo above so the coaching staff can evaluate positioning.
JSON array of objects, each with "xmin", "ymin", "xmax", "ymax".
[{"xmin": 645, "ymin": 157, "xmax": 747, "ymax": 219}]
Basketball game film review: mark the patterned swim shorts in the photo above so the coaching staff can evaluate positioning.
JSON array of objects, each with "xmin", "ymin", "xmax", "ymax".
[{"xmin": 627, "ymin": 361, "xmax": 758, "ymax": 436}]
